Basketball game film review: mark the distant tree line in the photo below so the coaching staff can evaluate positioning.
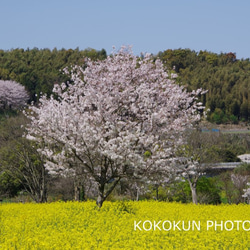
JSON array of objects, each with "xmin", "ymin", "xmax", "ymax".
[
  {"xmin": 0, "ymin": 47, "xmax": 107, "ymax": 103},
  {"xmin": 157, "ymin": 49, "xmax": 250, "ymax": 124},
  {"xmin": 0, "ymin": 47, "xmax": 249, "ymax": 123},
  {"xmin": 0, "ymin": 47, "xmax": 250, "ymax": 205}
]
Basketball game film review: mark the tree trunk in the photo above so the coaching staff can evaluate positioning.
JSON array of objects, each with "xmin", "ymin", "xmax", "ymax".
[
  {"xmin": 39, "ymin": 187, "xmax": 47, "ymax": 203},
  {"xmin": 96, "ymin": 194, "xmax": 105, "ymax": 208},
  {"xmin": 74, "ymin": 186, "xmax": 80, "ymax": 201},
  {"xmin": 190, "ymin": 185, "xmax": 198, "ymax": 204},
  {"xmin": 74, "ymin": 175, "xmax": 86, "ymax": 201},
  {"xmin": 80, "ymin": 184, "xmax": 86, "ymax": 201},
  {"xmin": 96, "ymin": 177, "xmax": 121, "ymax": 208},
  {"xmin": 136, "ymin": 187, "xmax": 139, "ymax": 201},
  {"xmin": 39, "ymin": 166, "xmax": 47, "ymax": 203},
  {"xmin": 155, "ymin": 185, "xmax": 159, "ymax": 200},
  {"xmin": 96, "ymin": 183, "xmax": 105, "ymax": 208},
  {"xmin": 188, "ymin": 179, "xmax": 198, "ymax": 204}
]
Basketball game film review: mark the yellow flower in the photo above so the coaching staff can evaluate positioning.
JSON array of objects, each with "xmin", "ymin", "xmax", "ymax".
[{"xmin": 1, "ymin": 201, "xmax": 250, "ymax": 249}]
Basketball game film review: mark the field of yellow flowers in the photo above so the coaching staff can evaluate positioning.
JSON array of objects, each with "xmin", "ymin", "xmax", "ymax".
[{"xmin": 0, "ymin": 201, "xmax": 250, "ymax": 249}]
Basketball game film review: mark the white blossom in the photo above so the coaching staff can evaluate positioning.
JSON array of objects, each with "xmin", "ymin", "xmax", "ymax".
[
  {"xmin": 25, "ymin": 46, "xmax": 205, "ymax": 206},
  {"xmin": 0, "ymin": 80, "xmax": 29, "ymax": 109}
]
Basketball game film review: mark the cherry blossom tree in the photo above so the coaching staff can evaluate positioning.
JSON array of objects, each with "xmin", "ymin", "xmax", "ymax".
[
  {"xmin": 25, "ymin": 47, "xmax": 205, "ymax": 207},
  {"xmin": 0, "ymin": 80, "xmax": 29, "ymax": 110},
  {"xmin": 242, "ymin": 182, "xmax": 250, "ymax": 204},
  {"xmin": 174, "ymin": 129, "xmax": 223, "ymax": 204}
]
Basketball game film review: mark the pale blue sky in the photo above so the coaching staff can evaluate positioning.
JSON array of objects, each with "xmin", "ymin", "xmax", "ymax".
[{"xmin": 1, "ymin": 0, "xmax": 250, "ymax": 59}]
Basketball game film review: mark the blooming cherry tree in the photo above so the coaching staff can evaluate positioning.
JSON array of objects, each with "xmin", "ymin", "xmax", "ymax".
[
  {"xmin": 0, "ymin": 80, "xmax": 29, "ymax": 110},
  {"xmin": 242, "ymin": 182, "xmax": 250, "ymax": 204},
  {"xmin": 26, "ymin": 47, "xmax": 204, "ymax": 207}
]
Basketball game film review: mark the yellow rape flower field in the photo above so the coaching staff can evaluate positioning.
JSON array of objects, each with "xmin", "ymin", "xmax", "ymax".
[{"xmin": 1, "ymin": 201, "xmax": 250, "ymax": 249}]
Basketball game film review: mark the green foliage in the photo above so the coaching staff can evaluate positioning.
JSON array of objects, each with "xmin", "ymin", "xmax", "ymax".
[
  {"xmin": 218, "ymin": 168, "xmax": 250, "ymax": 204},
  {"xmin": 222, "ymin": 149, "xmax": 241, "ymax": 162},
  {"xmin": 0, "ymin": 47, "xmax": 249, "ymax": 123},
  {"xmin": 209, "ymin": 108, "xmax": 227, "ymax": 124},
  {"xmin": 167, "ymin": 181, "xmax": 192, "ymax": 203},
  {"xmin": 221, "ymin": 134, "xmax": 247, "ymax": 158},
  {"xmin": 0, "ymin": 113, "xmax": 27, "ymax": 197},
  {"xmin": 143, "ymin": 150, "xmax": 152, "ymax": 158},
  {"xmin": 0, "ymin": 112, "xmax": 47, "ymax": 202},
  {"xmin": 196, "ymin": 176, "xmax": 221, "ymax": 204},
  {"xmin": 1, "ymin": 46, "xmax": 250, "ymax": 202},
  {"xmin": 0, "ymin": 47, "xmax": 107, "ymax": 103},
  {"xmin": 0, "ymin": 171, "xmax": 22, "ymax": 198},
  {"xmin": 157, "ymin": 49, "xmax": 250, "ymax": 123},
  {"xmin": 167, "ymin": 177, "xmax": 221, "ymax": 204},
  {"xmin": 233, "ymin": 163, "xmax": 250, "ymax": 175}
]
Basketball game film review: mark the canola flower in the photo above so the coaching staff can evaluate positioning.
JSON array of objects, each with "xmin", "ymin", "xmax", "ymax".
[{"xmin": 0, "ymin": 201, "xmax": 250, "ymax": 249}]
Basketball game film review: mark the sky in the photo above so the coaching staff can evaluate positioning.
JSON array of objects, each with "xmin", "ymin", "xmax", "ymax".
[{"xmin": 1, "ymin": 0, "xmax": 250, "ymax": 59}]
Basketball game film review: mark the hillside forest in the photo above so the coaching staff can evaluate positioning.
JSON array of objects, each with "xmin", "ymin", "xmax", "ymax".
[
  {"xmin": 0, "ymin": 47, "xmax": 249, "ymax": 124},
  {"xmin": 0, "ymin": 47, "xmax": 250, "ymax": 205}
]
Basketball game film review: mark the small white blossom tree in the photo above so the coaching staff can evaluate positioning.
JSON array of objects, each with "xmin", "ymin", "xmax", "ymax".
[
  {"xmin": 242, "ymin": 182, "xmax": 250, "ymax": 204},
  {"xmin": 174, "ymin": 129, "xmax": 222, "ymax": 204},
  {"xmin": 0, "ymin": 80, "xmax": 29, "ymax": 110},
  {"xmin": 26, "ymin": 47, "xmax": 204, "ymax": 207}
]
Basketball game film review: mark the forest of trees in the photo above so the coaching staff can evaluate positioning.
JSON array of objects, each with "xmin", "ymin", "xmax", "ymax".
[
  {"xmin": 0, "ymin": 47, "xmax": 107, "ymax": 103},
  {"xmin": 0, "ymin": 47, "xmax": 249, "ymax": 123},
  {"xmin": 157, "ymin": 49, "xmax": 250, "ymax": 124},
  {"xmin": 0, "ymin": 47, "xmax": 250, "ymax": 205}
]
